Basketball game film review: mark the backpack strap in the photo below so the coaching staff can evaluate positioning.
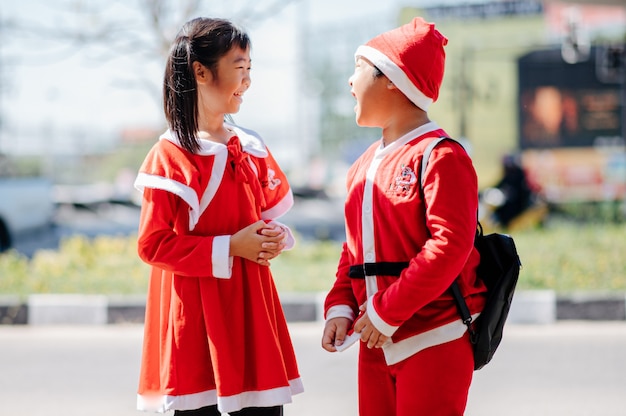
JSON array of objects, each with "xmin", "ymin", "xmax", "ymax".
[
  {"xmin": 450, "ymin": 276, "xmax": 476, "ymax": 342},
  {"xmin": 419, "ymin": 137, "xmax": 450, "ymax": 185}
]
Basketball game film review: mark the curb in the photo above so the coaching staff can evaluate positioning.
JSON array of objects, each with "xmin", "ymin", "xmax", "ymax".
[{"xmin": 1, "ymin": 291, "xmax": 625, "ymax": 326}]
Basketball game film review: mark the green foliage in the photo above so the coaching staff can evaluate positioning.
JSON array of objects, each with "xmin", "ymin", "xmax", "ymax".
[
  {"xmin": 513, "ymin": 221, "xmax": 626, "ymax": 293},
  {"xmin": 1, "ymin": 222, "xmax": 625, "ymax": 296},
  {"xmin": 0, "ymin": 235, "xmax": 149, "ymax": 296},
  {"xmin": 0, "ymin": 155, "xmax": 45, "ymax": 177},
  {"xmin": 271, "ymin": 238, "xmax": 341, "ymax": 293},
  {"xmin": 96, "ymin": 142, "xmax": 155, "ymax": 182},
  {"xmin": 0, "ymin": 250, "xmax": 30, "ymax": 294}
]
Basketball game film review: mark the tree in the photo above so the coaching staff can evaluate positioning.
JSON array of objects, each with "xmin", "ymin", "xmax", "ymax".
[{"xmin": 1, "ymin": 0, "xmax": 301, "ymax": 113}]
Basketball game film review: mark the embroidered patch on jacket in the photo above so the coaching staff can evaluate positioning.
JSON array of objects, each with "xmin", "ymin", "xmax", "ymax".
[
  {"xmin": 390, "ymin": 164, "xmax": 417, "ymax": 195},
  {"xmin": 267, "ymin": 168, "xmax": 281, "ymax": 190}
]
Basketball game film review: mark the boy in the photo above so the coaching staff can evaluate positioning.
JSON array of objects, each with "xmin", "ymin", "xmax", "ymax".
[{"xmin": 321, "ymin": 17, "xmax": 487, "ymax": 416}]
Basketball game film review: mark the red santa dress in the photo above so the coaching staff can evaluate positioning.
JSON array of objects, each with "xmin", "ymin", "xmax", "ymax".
[{"xmin": 134, "ymin": 124, "xmax": 303, "ymax": 414}]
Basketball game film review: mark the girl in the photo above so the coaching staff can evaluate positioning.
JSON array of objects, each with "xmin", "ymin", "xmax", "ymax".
[
  {"xmin": 321, "ymin": 17, "xmax": 487, "ymax": 416},
  {"xmin": 134, "ymin": 17, "xmax": 303, "ymax": 416}
]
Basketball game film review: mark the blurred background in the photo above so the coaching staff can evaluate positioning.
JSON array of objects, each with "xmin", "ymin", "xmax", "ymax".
[
  {"xmin": 2, "ymin": 3, "xmax": 625, "ymax": 414},
  {"xmin": 0, "ymin": 0, "xmax": 625, "ymax": 294}
]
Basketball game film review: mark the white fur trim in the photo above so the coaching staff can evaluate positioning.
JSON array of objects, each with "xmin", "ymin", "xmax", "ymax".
[
  {"xmin": 228, "ymin": 123, "xmax": 269, "ymax": 158},
  {"xmin": 266, "ymin": 220, "xmax": 296, "ymax": 251},
  {"xmin": 367, "ymin": 296, "xmax": 399, "ymax": 337},
  {"xmin": 137, "ymin": 389, "xmax": 217, "ymax": 413},
  {"xmin": 261, "ymin": 190, "xmax": 294, "ymax": 220},
  {"xmin": 325, "ymin": 305, "xmax": 356, "ymax": 321},
  {"xmin": 153, "ymin": 127, "xmax": 269, "ymax": 231},
  {"xmin": 159, "ymin": 125, "xmax": 268, "ymax": 158},
  {"xmin": 374, "ymin": 121, "xmax": 440, "ymax": 158},
  {"xmin": 218, "ymin": 378, "xmax": 304, "ymax": 413},
  {"xmin": 362, "ymin": 156, "xmax": 383, "ymax": 298},
  {"xmin": 198, "ymin": 148, "xmax": 227, "ymax": 221},
  {"xmin": 137, "ymin": 378, "xmax": 303, "ymax": 413},
  {"xmin": 382, "ymin": 313, "xmax": 480, "ymax": 365},
  {"xmin": 159, "ymin": 129, "xmax": 221, "ymax": 156},
  {"xmin": 212, "ymin": 235, "xmax": 232, "ymax": 278},
  {"xmin": 134, "ymin": 172, "xmax": 201, "ymax": 229},
  {"xmin": 356, "ymin": 45, "xmax": 433, "ymax": 111}
]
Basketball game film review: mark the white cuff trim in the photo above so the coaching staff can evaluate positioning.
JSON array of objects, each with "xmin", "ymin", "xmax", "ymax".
[
  {"xmin": 212, "ymin": 235, "xmax": 232, "ymax": 279},
  {"xmin": 325, "ymin": 305, "xmax": 356, "ymax": 322},
  {"xmin": 267, "ymin": 220, "xmax": 296, "ymax": 251},
  {"xmin": 367, "ymin": 296, "xmax": 399, "ymax": 337}
]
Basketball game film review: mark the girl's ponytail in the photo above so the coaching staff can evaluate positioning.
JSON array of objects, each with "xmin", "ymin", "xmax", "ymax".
[{"xmin": 163, "ymin": 33, "xmax": 199, "ymax": 153}]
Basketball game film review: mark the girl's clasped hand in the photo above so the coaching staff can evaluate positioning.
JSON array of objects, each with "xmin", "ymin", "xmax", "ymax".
[{"xmin": 230, "ymin": 220, "xmax": 288, "ymax": 267}]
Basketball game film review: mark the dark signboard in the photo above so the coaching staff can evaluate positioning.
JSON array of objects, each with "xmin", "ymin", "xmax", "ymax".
[
  {"xmin": 424, "ymin": 0, "xmax": 543, "ymax": 21},
  {"xmin": 518, "ymin": 46, "xmax": 624, "ymax": 150},
  {"xmin": 518, "ymin": 46, "xmax": 626, "ymax": 202}
]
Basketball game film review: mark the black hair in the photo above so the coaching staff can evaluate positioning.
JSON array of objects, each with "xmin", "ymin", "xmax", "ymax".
[{"xmin": 163, "ymin": 17, "xmax": 250, "ymax": 153}]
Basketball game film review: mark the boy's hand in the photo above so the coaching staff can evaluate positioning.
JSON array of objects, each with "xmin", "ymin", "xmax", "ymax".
[
  {"xmin": 322, "ymin": 317, "xmax": 352, "ymax": 352},
  {"xmin": 353, "ymin": 303, "xmax": 389, "ymax": 349}
]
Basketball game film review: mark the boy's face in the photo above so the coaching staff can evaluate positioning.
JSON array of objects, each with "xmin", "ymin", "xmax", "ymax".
[{"xmin": 348, "ymin": 57, "xmax": 392, "ymax": 128}]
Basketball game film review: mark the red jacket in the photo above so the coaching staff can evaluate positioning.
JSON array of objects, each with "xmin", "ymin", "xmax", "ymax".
[{"xmin": 324, "ymin": 122, "xmax": 487, "ymax": 364}]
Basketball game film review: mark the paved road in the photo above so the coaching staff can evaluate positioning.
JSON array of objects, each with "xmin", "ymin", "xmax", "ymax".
[{"xmin": 1, "ymin": 321, "xmax": 625, "ymax": 415}]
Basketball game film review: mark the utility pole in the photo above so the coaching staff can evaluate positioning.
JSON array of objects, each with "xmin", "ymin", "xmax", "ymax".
[
  {"xmin": 0, "ymin": 8, "xmax": 4, "ymax": 156},
  {"xmin": 458, "ymin": 46, "xmax": 472, "ymax": 140},
  {"xmin": 296, "ymin": 0, "xmax": 315, "ymax": 167}
]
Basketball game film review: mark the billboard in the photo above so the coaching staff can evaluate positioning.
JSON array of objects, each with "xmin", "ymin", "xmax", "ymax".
[
  {"xmin": 518, "ymin": 46, "xmax": 623, "ymax": 150},
  {"xmin": 517, "ymin": 46, "xmax": 626, "ymax": 202}
]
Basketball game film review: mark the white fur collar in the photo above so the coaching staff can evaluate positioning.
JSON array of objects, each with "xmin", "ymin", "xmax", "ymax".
[{"xmin": 159, "ymin": 123, "xmax": 268, "ymax": 158}]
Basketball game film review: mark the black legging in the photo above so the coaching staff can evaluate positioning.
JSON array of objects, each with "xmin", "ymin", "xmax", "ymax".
[{"xmin": 174, "ymin": 405, "xmax": 283, "ymax": 416}]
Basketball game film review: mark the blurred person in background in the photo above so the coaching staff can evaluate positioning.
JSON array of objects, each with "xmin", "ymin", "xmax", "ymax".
[
  {"xmin": 483, "ymin": 154, "xmax": 534, "ymax": 228},
  {"xmin": 321, "ymin": 17, "xmax": 486, "ymax": 416},
  {"xmin": 133, "ymin": 17, "xmax": 302, "ymax": 416},
  {"xmin": 481, "ymin": 153, "xmax": 545, "ymax": 231}
]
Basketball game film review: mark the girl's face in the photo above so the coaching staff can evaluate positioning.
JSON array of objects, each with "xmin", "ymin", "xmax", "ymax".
[
  {"xmin": 198, "ymin": 46, "xmax": 251, "ymax": 117},
  {"xmin": 348, "ymin": 57, "xmax": 391, "ymax": 128}
]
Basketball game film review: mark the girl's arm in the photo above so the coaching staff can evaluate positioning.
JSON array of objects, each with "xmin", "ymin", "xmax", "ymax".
[{"xmin": 137, "ymin": 188, "xmax": 284, "ymax": 276}]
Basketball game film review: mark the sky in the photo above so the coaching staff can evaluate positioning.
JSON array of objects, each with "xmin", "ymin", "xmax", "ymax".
[
  {"xmin": 0, "ymin": 0, "xmax": 405, "ymax": 157},
  {"xmin": 3, "ymin": 0, "xmax": 623, "ymax": 163}
]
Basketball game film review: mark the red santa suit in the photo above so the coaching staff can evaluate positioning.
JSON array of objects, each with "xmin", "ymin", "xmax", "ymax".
[
  {"xmin": 134, "ymin": 124, "xmax": 303, "ymax": 414},
  {"xmin": 325, "ymin": 16, "xmax": 487, "ymax": 416},
  {"xmin": 325, "ymin": 122, "xmax": 487, "ymax": 360},
  {"xmin": 324, "ymin": 122, "xmax": 487, "ymax": 412}
]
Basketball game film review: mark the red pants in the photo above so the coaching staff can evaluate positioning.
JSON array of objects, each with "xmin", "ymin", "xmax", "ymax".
[{"xmin": 358, "ymin": 333, "xmax": 474, "ymax": 416}]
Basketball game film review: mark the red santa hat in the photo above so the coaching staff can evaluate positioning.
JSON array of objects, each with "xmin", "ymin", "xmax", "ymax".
[{"xmin": 355, "ymin": 17, "xmax": 448, "ymax": 111}]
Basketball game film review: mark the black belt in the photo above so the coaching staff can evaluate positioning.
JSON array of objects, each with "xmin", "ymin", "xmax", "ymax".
[{"xmin": 348, "ymin": 261, "xmax": 409, "ymax": 278}]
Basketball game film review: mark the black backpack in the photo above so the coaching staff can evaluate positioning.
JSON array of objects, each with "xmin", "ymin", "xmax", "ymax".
[{"xmin": 420, "ymin": 137, "xmax": 522, "ymax": 370}]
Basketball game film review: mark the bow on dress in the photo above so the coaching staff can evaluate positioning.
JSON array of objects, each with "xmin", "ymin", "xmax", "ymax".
[{"xmin": 227, "ymin": 136, "xmax": 266, "ymax": 206}]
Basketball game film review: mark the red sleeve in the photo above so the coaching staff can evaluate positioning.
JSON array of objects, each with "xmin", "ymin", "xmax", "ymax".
[
  {"xmin": 323, "ymin": 242, "xmax": 360, "ymax": 319},
  {"xmin": 373, "ymin": 141, "xmax": 479, "ymax": 325},
  {"xmin": 137, "ymin": 187, "xmax": 223, "ymax": 278},
  {"xmin": 258, "ymin": 146, "xmax": 294, "ymax": 220}
]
